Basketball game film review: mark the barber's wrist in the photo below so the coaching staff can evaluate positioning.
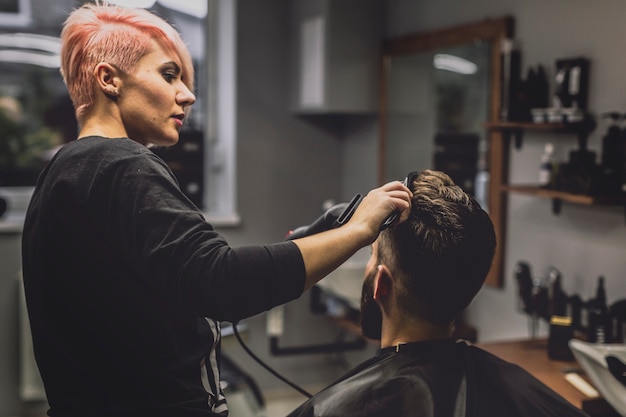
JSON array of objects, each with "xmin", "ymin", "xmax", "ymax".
[{"xmin": 344, "ymin": 221, "xmax": 379, "ymax": 248}]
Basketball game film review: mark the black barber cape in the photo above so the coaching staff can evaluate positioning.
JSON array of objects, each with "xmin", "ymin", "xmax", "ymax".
[{"xmin": 286, "ymin": 339, "xmax": 590, "ymax": 417}]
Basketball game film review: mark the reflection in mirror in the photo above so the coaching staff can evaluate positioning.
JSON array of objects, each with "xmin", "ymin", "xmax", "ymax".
[
  {"xmin": 385, "ymin": 42, "xmax": 490, "ymax": 208},
  {"xmin": 0, "ymin": 34, "xmax": 70, "ymax": 188}
]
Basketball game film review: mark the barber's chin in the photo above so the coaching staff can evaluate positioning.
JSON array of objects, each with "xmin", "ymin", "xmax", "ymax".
[
  {"xmin": 149, "ymin": 131, "xmax": 180, "ymax": 148},
  {"xmin": 141, "ymin": 137, "xmax": 179, "ymax": 148},
  {"xmin": 159, "ymin": 136, "xmax": 180, "ymax": 147}
]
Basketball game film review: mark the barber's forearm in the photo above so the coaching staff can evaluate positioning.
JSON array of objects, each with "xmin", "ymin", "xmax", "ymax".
[{"xmin": 293, "ymin": 222, "xmax": 371, "ymax": 291}]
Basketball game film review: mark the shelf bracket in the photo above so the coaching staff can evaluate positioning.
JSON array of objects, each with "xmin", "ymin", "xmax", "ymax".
[
  {"xmin": 513, "ymin": 128, "xmax": 523, "ymax": 149},
  {"xmin": 576, "ymin": 131, "xmax": 589, "ymax": 152},
  {"xmin": 500, "ymin": 128, "xmax": 524, "ymax": 149},
  {"xmin": 552, "ymin": 198, "xmax": 562, "ymax": 215}
]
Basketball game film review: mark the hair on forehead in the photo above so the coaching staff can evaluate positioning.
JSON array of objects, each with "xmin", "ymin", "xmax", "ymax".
[{"xmin": 60, "ymin": 1, "xmax": 194, "ymax": 122}]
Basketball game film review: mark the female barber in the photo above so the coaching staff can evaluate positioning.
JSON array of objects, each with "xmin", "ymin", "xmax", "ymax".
[{"xmin": 20, "ymin": 2, "xmax": 411, "ymax": 417}]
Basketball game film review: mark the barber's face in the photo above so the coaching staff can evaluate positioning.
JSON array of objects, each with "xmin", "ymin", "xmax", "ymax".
[
  {"xmin": 360, "ymin": 245, "xmax": 382, "ymax": 340},
  {"xmin": 117, "ymin": 40, "xmax": 195, "ymax": 147}
]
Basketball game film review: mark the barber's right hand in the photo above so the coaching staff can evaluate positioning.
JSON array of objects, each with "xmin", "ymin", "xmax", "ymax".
[{"xmin": 346, "ymin": 181, "xmax": 412, "ymax": 245}]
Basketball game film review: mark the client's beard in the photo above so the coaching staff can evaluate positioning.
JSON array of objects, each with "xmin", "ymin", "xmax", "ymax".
[{"xmin": 359, "ymin": 270, "xmax": 382, "ymax": 340}]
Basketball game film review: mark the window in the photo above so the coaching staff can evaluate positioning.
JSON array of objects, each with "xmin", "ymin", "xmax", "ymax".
[
  {"xmin": 0, "ymin": 0, "xmax": 31, "ymax": 27},
  {"xmin": 142, "ymin": 0, "xmax": 239, "ymax": 225},
  {"xmin": 0, "ymin": 34, "xmax": 67, "ymax": 187},
  {"xmin": 0, "ymin": 0, "xmax": 239, "ymax": 226},
  {"xmin": 202, "ymin": 0, "xmax": 239, "ymax": 225}
]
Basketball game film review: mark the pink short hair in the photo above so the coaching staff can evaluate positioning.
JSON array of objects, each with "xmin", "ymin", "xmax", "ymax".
[{"xmin": 60, "ymin": 1, "xmax": 195, "ymax": 123}]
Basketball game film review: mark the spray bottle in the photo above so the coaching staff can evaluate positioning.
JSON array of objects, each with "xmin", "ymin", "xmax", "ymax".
[{"xmin": 539, "ymin": 143, "xmax": 556, "ymax": 188}]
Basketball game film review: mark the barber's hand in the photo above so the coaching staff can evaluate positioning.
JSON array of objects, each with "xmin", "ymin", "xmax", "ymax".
[
  {"xmin": 347, "ymin": 181, "xmax": 412, "ymax": 245},
  {"xmin": 292, "ymin": 181, "xmax": 411, "ymax": 291}
]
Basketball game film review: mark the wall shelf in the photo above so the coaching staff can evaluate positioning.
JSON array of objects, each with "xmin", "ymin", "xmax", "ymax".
[
  {"xmin": 503, "ymin": 184, "xmax": 626, "ymax": 214},
  {"xmin": 486, "ymin": 119, "xmax": 596, "ymax": 149},
  {"xmin": 503, "ymin": 185, "xmax": 625, "ymax": 205},
  {"xmin": 486, "ymin": 121, "xmax": 584, "ymax": 131},
  {"xmin": 490, "ymin": 115, "xmax": 626, "ymax": 218}
]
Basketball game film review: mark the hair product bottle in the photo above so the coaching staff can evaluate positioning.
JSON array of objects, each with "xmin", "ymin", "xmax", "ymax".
[{"xmin": 587, "ymin": 276, "xmax": 611, "ymax": 343}]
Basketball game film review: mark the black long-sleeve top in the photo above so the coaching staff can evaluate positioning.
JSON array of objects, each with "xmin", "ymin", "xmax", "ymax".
[{"xmin": 21, "ymin": 136, "xmax": 305, "ymax": 417}]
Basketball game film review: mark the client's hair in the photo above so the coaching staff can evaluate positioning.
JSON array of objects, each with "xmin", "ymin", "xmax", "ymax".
[{"xmin": 377, "ymin": 170, "xmax": 496, "ymax": 324}]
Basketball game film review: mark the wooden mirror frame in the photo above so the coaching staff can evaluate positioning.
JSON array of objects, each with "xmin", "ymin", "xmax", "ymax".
[{"xmin": 378, "ymin": 16, "xmax": 515, "ymax": 287}]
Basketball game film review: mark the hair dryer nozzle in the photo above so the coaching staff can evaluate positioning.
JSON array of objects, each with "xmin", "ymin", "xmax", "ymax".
[{"xmin": 285, "ymin": 194, "xmax": 362, "ymax": 240}]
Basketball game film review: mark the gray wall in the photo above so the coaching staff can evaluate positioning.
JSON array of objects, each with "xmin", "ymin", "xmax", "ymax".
[
  {"xmin": 374, "ymin": 0, "xmax": 626, "ymax": 343},
  {"xmin": 0, "ymin": 233, "xmax": 23, "ymax": 416},
  {"xmin": 214, "ymin": 0, "xmax": 378, "ymax": 397}
]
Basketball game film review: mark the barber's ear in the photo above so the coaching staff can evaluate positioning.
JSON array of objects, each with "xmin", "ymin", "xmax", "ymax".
[
  {"xmin": 373, "ymin": 264, "xmax": 393, "ymax": 300},
  {"xmin": 95, "ymin": 62, "xmax": 120, "ymax": 98}
]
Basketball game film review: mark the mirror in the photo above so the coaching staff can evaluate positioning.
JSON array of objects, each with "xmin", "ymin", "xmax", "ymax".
[{"xmin": 378, "ymin": 17, "xmax": 514, "ymax": 287}]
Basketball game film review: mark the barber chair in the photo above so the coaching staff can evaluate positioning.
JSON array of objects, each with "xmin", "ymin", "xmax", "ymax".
[{"xmin": 569, "ymin": 339, "xmax": 626, "ymax": 417}]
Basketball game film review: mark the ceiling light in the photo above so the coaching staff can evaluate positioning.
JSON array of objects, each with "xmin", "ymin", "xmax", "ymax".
[
  {"xmin": 433, "ymin": 54, "xmax": 477, "ymax": 75},
  {"xmin": 0, "ymin": 34, "xmax": 61, "ymax": 68},
  {"xmin": 0, "ymin": 33, "xmax": 61, "ymax": 54},
  {"xmin": 104, "ymin": 0, "xmax": 157, "ymax": 7},
  {"xmin": 105, "ymin": 0, "xmax": 206, "ymax": 18},
  {"xmin": 0, "ymin": 50, "xmax": 60, "ymax": 68},
  {"xmin": 157, "ymin": 0, "xmax": 207, "ymax": 18}
]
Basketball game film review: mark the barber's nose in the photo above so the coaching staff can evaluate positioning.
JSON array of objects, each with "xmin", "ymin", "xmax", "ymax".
[{"xmin": 177, "ymin": 84, "xmax": 196, "ymax": 107}]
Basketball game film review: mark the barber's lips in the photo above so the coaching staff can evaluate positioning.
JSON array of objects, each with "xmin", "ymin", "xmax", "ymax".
[{"xmin": 172, "ymin": 114, "xmax": 185, "ymax": 127}]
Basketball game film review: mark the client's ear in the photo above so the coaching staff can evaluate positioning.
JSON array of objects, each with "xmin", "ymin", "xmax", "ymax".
[{"xmin": 373, "ymin": 264, "xmax": 393, "ymax": 300}]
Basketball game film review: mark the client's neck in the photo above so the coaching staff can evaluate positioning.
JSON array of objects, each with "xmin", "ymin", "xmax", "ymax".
[{"xmin": 380, "ymin": 316, "xmax": 454, "ymax": 349}]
